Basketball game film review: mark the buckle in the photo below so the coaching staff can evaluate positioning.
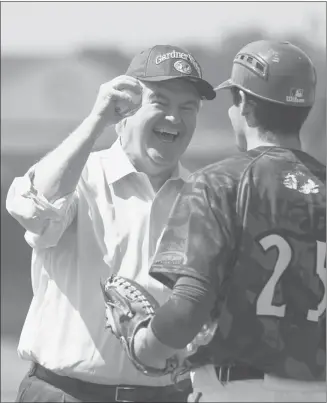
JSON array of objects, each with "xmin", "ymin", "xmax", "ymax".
[
  {"xmin": 217, "ymin": 366, "xmax": 231, "ymax": 384},
  {"xmin": 115, "ymin": 386, "xmax": 135, "ymax": 402}
]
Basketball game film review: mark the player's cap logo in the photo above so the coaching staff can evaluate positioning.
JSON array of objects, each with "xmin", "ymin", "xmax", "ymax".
[
  {"xmin": 174, "ymin": 60, "xmax": 192, "ymax": 75},
  {"xmin": 286, "ymin": 88, "xmax": 305, "ymax": 103},
  {"xmin": 267, "ymin": 49, "xmax": 280, "ymax": 63},
  {"xmin": 291, "ymin": 88, "xmax": 304, "ymax": 98}
]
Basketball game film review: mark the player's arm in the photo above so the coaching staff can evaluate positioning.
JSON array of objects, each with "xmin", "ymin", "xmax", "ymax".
[
  {"xmin": 133, "ymin": 171, "xmax": 236, "ymax": 367},
  {"xmin": 133, "ymin": 275, "xmax": 216, "ymax": 368}
]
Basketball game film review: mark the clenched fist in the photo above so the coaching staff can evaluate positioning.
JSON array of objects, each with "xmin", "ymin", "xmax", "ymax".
[{"xmin": 89, "ymin": 75, "xmax": 143, "ymax": 126}]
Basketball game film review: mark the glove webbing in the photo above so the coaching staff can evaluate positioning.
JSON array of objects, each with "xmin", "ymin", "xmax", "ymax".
[{"xmin": 105, "ymin": 276, "xmax": 156, "ymax": 316}]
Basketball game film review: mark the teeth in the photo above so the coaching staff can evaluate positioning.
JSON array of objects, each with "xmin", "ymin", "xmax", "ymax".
[
  {"xmin": 153, "ymin": 129, "xmax": 178, "ymax": 143},
  {"xmin": 156, "ymin": 129, "xmax": 179, "ymax": 136}
]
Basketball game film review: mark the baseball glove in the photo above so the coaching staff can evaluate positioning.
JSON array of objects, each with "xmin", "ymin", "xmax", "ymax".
[{"xmin": 100, "ymin": 275, "xmax": 190, "ymax": 382}]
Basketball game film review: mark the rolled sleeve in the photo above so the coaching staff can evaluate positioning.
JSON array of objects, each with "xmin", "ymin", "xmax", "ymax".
[
  {"xmin": 150, "ymin": 171, "xmax": 236, "ymax": 291},
  {"xmin": 6, "ymin": 165, "xmax": 78, "ymax": 249}
]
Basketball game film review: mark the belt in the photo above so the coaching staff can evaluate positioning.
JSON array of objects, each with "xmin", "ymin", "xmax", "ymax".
[
  {"xmin": 32, "ymin": 363, "xmax": 191, "ymax": 402},
  {"xmin": 215, "ymin": 365, "xmax": 265, "ymax": 383}
]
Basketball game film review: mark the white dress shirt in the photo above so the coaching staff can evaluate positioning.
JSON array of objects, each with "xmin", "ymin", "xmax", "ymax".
[{"xmin": 6, "ymin": 139, "xmax": 190, "ymax": 386}]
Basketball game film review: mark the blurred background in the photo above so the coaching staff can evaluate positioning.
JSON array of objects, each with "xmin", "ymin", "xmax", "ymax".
[{"xmin": 1, "ymin": 1, "xmax": 326, "ymax": 400}]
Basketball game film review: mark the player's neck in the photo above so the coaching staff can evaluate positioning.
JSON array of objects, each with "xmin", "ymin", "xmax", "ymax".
[{"xmin": 246, "ymin": 130, "xmax": 302, "ymax": 151}]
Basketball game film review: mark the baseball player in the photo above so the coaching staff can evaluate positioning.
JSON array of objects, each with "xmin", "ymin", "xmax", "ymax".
[{"xmin": 124, "ymin": 40, "xmax": 326, "ymax": 402}]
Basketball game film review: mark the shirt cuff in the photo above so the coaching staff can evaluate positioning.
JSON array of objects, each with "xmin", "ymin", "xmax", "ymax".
[
  {"xmin": 7, "ymin": 165, "xmax": 78, "ymax": 249},
  {"xmin": 21, "ymin": 166, "xmax": 76, "ymax": 220}
]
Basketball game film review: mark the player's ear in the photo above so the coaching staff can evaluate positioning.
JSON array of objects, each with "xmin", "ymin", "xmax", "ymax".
[
  {"xmin": 239, "ymin": 90, "xmax": 248, "ymax": 116},
  {"xmin": 240, "ymin": 90, "xmax": 256, "ymax": 128}
]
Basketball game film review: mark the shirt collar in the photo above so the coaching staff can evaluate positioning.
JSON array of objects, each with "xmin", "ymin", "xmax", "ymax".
[
  {"xmin": 99, "ymin": 138, "xmax": 190, "ymax": 185},
  {"xmin": 171, "ymin": 162, "xmax": 190, "ymax": 181}
]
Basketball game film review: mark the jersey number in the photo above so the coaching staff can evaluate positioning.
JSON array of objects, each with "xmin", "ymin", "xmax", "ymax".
[{"xmin": 256, "ymin": 234, "xmax": 326, "ymax": 321}]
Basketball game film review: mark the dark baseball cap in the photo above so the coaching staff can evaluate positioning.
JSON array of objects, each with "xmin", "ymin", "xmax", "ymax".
[{"xmin": 125, "ymin": 45, "xmax": 216, "ymax": 100}]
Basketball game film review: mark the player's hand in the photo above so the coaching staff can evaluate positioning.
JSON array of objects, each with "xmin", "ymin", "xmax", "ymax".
[
  {"xmin": 89, "ymin": 75, "xmax": 142, "ymax": 126},
  {"xmin": 185, "ymin": 320, "xmax": 218, "ymax": 356}
]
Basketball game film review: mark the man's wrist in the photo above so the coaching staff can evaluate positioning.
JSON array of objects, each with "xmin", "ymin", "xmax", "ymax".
[{"xmin": 82, "ymin": 114, "xmax": 107, "ymax": 139}]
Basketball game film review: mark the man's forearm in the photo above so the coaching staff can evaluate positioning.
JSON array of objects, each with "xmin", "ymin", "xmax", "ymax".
[
  {"xmin": 32, "ymin": 75, "xmax": 142, "ymax": 202},
  {"xmin": 34, "ymin": 115, "xmax": 105, "ymax": 202}
]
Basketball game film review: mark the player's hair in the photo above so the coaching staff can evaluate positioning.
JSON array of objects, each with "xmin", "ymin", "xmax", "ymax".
[{"xmin": 231, "ymin": 87, "xmax": 312, "ymax": 137}]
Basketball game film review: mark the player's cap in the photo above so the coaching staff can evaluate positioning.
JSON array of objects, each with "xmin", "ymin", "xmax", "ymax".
[
  {"xmin": 126, "ymin": 45, "xmax": 216, "ymax": 100},
  {"xmin": 215, "ymin": 40, "xmax": 316, "ymax": 107}
]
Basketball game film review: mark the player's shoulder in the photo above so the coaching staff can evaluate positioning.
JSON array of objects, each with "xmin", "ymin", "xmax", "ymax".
[
  {"xmin": 190, "ymin": 146, "xmax": 325, "ymax": 183},
  {"xmin": 188, "ymin": 152, "xmax": 254, "ymax": 187},
  {"xmin": 248, "ymin": 146, "xmax": 326, "ymax": 185}
]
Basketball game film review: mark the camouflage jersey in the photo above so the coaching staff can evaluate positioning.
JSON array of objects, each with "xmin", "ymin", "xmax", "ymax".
[{"xmin": 150, "ymin": 146, "xmax": 326, "ymax": 381}]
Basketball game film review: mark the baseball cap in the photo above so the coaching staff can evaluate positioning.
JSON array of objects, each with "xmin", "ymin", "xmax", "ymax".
[
  {"xmin": 125, "ymin": 45, "xmax": 216, "ymax": 100},
  {"xmin": 214, "ymin": 41, "xmax": 316, "ymax": 107}
]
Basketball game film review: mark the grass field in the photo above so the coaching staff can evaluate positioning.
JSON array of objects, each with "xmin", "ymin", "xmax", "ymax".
[{"xmin": 1, "ymin": 337, "xmax": 30, "ymax": 402}]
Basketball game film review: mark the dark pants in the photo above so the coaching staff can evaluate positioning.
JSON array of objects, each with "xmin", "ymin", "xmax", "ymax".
[{"xmin": 16, "ymin": 363, "xmax": 192, "ymax": 402}]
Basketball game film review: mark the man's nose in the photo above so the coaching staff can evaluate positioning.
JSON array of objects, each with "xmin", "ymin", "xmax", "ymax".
[{"xmin": 165, "ymin": 109, "xmax": 182, "ymax": 124}]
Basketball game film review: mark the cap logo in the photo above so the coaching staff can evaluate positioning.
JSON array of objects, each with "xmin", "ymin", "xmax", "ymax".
[
  {"xmin": 155, "ymin": 49, "xmax": 202, "ymax": 77},
  {"xmin": 174, "ymin": 60, "xmax": 192, "ymax": 75},
  {"xmin": 267, "ymin": 49, "xmax": 280, "ymax": 63},
  {"xmin": 286, "ymin": 88, "xmax": 304, "ymax": 103}
]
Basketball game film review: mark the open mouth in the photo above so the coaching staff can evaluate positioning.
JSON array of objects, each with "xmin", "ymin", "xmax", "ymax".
[{"xmin": 153, "ymin": 128, "xmax": 180, "ymax": 143}]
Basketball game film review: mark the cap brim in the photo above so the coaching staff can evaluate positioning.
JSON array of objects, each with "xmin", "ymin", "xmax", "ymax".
[
  {"xmin": 139, "ymin": 75, "xmax": 216, "ymax": 100},
  {"xmin": 214, "ymin": 79, "xmax": 234, "ymax": 91}
]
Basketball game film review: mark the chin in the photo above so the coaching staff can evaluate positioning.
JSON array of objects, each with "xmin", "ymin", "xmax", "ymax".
[
  {"xmin": 142, "ymin": 156, "xmax": 171, "ymax": 177},
  {"xmin": 147, "ymin": 149, "xmax": 176, "ymax": 166}
]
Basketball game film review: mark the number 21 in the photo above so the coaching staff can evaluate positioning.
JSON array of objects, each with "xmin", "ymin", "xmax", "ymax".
[{"xmin": 256, "ymin": 234, "xmax": 326, "ymax": 322}]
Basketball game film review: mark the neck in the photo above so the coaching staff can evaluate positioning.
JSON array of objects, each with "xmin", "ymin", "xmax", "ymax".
[
  {"xmin": 148, "ymin": 168, "xmax": 175, "ymax": 193},
  {"xmin": 246, "ymin": 128, "xmax": 302, "ymax": 151},
  {"xmin": 119, "ymin": 136, "xmax": 177, "ymax": 193}
]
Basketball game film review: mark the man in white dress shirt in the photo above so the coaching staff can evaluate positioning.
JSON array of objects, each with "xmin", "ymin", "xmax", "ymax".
[{"xmin": 6, "ymin": 44, "xmax": 216, "ymax": 402}]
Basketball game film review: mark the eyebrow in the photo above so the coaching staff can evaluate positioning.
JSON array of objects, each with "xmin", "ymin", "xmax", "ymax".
[
  {"xmin": 148, "ymin": 93, "xmax": 168, "ymax": 102},
  {"xmin": 148, "ymin": 92, "xmax": 199, "ymax": 108},
  {"xmin": 181, "ymin": 100, "xmax": 199, "ymax": 108}
]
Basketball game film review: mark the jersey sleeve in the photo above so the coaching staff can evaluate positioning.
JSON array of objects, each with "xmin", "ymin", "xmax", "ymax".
[{"xmin": 150, "ymin": 169, "xmax": 237, "ymax": 290}]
